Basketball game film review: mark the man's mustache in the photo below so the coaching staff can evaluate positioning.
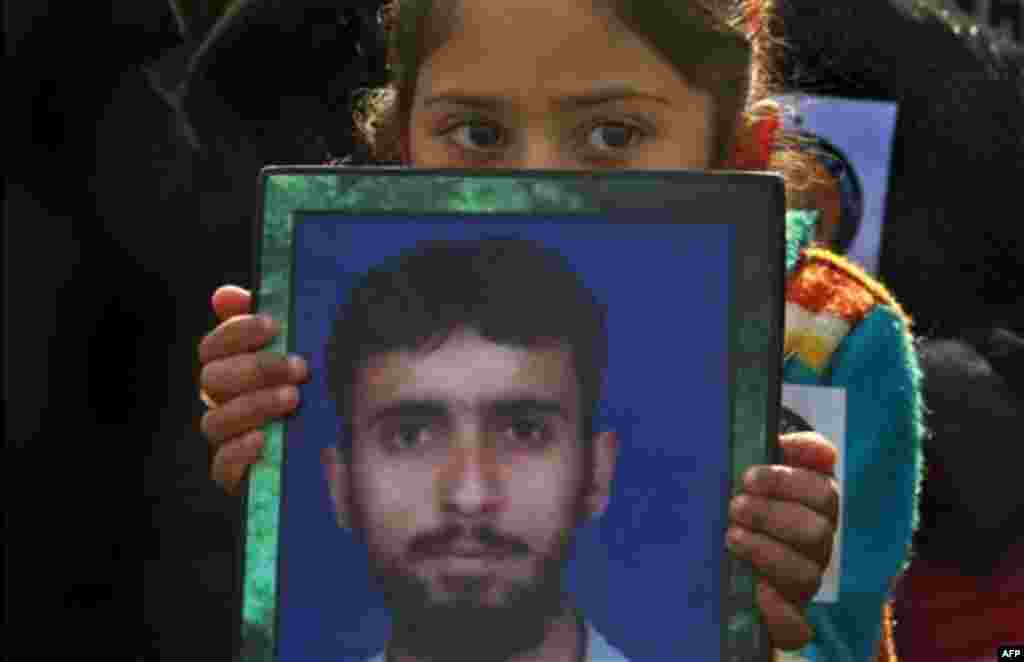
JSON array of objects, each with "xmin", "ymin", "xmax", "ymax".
[{"xmin": 407, "ymin": 524, "xmax": 531, "ymax": 560}]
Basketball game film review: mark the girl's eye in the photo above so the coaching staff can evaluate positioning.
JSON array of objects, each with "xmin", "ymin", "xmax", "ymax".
[
  {"xmin": 584, "ymin": 122, "xmax": 644, "ymax": 154},
  {"xmin": 445, "ymin": 121, "xmax": 506, "ymax": 152}
]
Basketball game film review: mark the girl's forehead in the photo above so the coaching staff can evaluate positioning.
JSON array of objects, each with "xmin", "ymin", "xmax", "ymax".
[
  {"xmin": 449, "ymin": 0, "xmax": 619, "ymax": 30},
  {"xmin": 415, "ymin": 0, "xmax": 693, "ymax": 103}
]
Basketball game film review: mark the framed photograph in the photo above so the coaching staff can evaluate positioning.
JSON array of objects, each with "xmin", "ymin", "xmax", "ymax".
[{"xmin": 236, "ymin": 167, "xmax": 787, "ymax": 662}]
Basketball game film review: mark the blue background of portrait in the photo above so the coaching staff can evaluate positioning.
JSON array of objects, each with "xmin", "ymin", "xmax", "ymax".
[{"xmin": 277, "ymin": 214, "xmax": 731, "ymax": 662}]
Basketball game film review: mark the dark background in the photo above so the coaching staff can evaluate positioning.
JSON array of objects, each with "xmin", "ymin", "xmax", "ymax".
[
  {"xmin": 5, "ymin": 1, "xmax": 1022, "ymax": 660},
  {"xmin": 7, "ymin": 2, "xmax": 385, "ymax": 660}
]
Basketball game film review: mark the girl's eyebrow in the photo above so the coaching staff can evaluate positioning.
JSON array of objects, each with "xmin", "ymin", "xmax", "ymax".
[
  {"xmin": 556, "ymin": 84, "xmax": 672, "ymax": 110},
  {"xmin": 422, "ymin": 84, "xmax": 671, "ymax": 113}
]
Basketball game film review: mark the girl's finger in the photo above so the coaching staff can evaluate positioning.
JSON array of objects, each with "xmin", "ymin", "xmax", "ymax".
[
  {"xmin": 756, "ymin": 580, "xmax": 815, "ymax": 651},
  {"xmin": 779, "ymin": 432, "xmax": 837, "ymax": 476},
  {"xmin": 730, "ymin": 493, "xmax": 835, "ymax": 568},
  {"xmin": 212, "ymin": 285, "xmax": 253, "ymax": 321},
  {"xmin": 200, "ymin": 385, "xmax": 299, "ymax": 445},
  {"xmin": 211, "ymin": 430, "xmax": 266, "ymax": 494},
  {"xmin": 727, "ymin": 525, "xmax": 824, "ymax": 605},
  {"xmin": 743, "ymin": 464, "xmax": 840, "ymax": 524},
  {"xmin": 198, "ymin": 315, "xmax": 279, "ymax": 365},
  {"xmin": 201, "ymin": 352, "xmax": 307, "ymax": 405}
]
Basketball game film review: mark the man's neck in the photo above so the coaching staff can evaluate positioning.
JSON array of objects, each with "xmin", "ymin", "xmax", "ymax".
[{"xmin": 386, "ymin": 602, "xmax": 584, "ymax": 662}]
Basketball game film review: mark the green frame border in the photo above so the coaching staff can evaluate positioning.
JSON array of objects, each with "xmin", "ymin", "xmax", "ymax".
[{"xmin": 237, "ymin": 166, "xmax": 785, "ymax": 662}]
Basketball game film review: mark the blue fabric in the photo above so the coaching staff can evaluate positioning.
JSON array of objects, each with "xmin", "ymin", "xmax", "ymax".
[
  {"xmin": 785, "ymin": 308, "xmax": 924, "ymax": 662},
  {"xmin": 782, "ymin": 210, "xmax": 924, "ymax": 661}
]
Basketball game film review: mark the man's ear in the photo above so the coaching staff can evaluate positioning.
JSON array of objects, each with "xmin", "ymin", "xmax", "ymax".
[
  {"xmin": 322, "ymin": 446, "xmax": 350, "ymax": 530},
  {"xmin": 585, "ymin": 431, "xmax": 619, "ymax": 520}
]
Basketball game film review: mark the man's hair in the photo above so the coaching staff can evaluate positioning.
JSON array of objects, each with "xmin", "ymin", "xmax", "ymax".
[{"xmin": 325, "ymin": 236, "xmax": 608, "ymax": 452}]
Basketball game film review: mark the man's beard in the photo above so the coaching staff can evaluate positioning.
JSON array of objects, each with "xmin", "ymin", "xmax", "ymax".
[
  {"xmin": 345, "ymin": 462, "xmax": 592, "ymax": 662},
  {"xmin": 372, "ymin": 526, "xmax": 572, "ymax": 662}
]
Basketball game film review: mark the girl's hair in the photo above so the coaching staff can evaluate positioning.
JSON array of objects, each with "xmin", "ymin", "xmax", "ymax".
[{"xmin": 352, "ymin": 0, "xmax": 821, "ymax": 206}]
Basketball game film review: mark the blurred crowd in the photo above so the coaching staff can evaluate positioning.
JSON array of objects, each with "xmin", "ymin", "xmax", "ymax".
[{"xmin": 7, "ymin": 1, "xmax": 1021, "ymax": 660}]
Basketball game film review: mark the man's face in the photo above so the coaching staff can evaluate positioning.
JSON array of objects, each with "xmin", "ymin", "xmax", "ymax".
[{"xmin": 323, "ymin": 327, "xmax": 617, "ymax": 660}]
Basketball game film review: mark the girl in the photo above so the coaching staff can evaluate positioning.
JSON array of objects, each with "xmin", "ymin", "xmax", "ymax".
[{"xmin": 197, "ymin": 1, "xmax": 921, "ymax": 660}]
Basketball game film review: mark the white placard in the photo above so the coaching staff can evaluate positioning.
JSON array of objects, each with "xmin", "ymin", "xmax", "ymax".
[{"xmin": 782, "ymin": 384, "xmax": 846, "ymax": 603}]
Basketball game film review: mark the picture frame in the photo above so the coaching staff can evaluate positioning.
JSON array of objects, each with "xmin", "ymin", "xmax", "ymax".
[{"xmin": 236, "ymin": 167, "xmax": 787, "ymax": 662}]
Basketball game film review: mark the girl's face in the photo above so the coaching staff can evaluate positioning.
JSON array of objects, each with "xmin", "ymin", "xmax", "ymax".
[{"xmin": 407, "ymin": 0, "xmax": 716, "ymax": 170}]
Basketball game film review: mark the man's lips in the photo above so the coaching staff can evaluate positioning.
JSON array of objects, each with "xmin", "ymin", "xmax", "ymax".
[
  {"xmin": 436, "ymin": 546, "xmax": 510, "ymax": 560},
  {"xmin": 409, "ymin": 527, "xmax": 531, "ymax": 562},
  {"xmin": 414, "ymin": 543, "xmax": 524, "ymax": 564},
  {"xmin": 435, "ymin": 552, "xmax": 510, "ymax": 579}
]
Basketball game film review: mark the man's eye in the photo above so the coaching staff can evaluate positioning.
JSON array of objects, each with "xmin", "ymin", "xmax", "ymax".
[
  {"xmin": 504, "ymin": 418, "xmax": 551, "ymax": 448},
  {"xmin": 387, "ymin": 422, "xmax": 435, "ymax": 451},
  {"xmin": 583, "ymin": 122, "xmax": 644, "ymax": 154},
  {"xmin": 445, "ymin": 121, "xmax": 506, "ymax": 152}
]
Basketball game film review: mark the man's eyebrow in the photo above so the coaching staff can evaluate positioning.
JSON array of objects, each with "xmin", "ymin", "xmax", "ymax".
[
  {"xmin": 422, "ymin": 84, "xmax": 671, "ymax": 113},
  {"xmin": 489, "ymin": 398, "xmax": 571, "ymax": 422},
  {"xmin": 366, "ymin": 400, "xmax": 448, "ymax": 427}
]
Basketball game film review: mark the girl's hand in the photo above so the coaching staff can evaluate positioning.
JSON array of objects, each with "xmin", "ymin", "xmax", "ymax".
[
  {"xmin": 198, "ymin": 286, "xmax": 309, "ymax": 493},
  {"xmin": 727, "ymin": 432, "xmax": 840, "ymax": 650}
]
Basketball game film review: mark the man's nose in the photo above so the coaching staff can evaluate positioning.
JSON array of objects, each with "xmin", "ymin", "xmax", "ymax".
[{"xmin": 439, "ymin": 443, "xmax": 506, "ymax": 516}]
